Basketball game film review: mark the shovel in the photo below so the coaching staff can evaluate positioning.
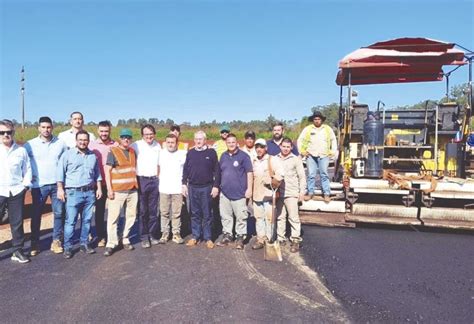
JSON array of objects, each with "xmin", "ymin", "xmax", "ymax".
[{"xmin": 264, "ymin": 187, "xmax": 282, "ymax": 262}]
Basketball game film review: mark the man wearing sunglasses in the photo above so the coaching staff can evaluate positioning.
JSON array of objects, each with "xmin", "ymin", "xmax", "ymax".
[
  {"xmin": 212, "ymin": 125, "xmax": 230, "ymax": 160},
  {"xmin": 103, "ymin": 129, "xmax": 138, "ymax": 256},
  {"xmin": 0, "ymin": 119, "xmax": 32, "ymax": 263}
]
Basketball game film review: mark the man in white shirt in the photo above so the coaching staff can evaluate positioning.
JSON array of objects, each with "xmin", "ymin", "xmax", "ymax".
[
  {"xmin": 131, "ymin": 124, "xmax": 161, "ymax": 248},
  {"xmin": 24, "ymin": 117, "xmax": 68, "ymax": 256},
  {"xmin": 157, "ymin": 134, "xmax": 187, "ymax": 244},
  {"xmin": 58, "ymin": 111, "xmax": 96, "ymax": 148},
  {"xmin": 0, "ymin": 119, "xmax": 32, "ymax": 263}
]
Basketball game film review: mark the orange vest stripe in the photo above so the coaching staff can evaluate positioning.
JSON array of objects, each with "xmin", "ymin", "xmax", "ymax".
[{"xmin": 110, "ymin": 147, "xmax": 138, "ymax": 191}]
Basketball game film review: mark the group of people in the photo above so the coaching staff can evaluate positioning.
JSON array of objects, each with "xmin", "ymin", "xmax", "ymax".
[{"xmin": 0, "ymin": 110, "xmax": 337, "ymax": 264}]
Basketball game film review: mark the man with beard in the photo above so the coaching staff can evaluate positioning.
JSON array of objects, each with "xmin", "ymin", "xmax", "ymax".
[
  {"xmin": 89, "ymin": 120, "xmax": 118, "ymax": 247},
  {"xmin": 266, "ymin": 122, "xmax": 298, "ymax": 156},
  {"xmin": 24, "ymin": 117, "xmax": 68, "ymax": 255},
  {"xmin": 212, "ymin": 125, "xmax": 230, "ymax": 160}
]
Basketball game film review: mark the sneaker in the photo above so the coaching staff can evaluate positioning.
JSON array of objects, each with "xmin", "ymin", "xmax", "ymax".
[
  {"xmin": 97, "ymin": 239, "xmax": 106, "ymax": 248},
  {"xmin": 186, "ymin": 238, "xmax": 198, "ymax": 247},
  {"xmin": 104, "ymin": 247, "xmax": 114, "ymax": 257},
  {"xmin": 172, "ymin": 233, "xmax": 184, "ymax": 244},
  {"xmin": 80, "ymin": 244, "xmax": 96, "ymax": 254},
  {"xmin": 123, "ymin": 243, "xmax": 134, "ymax": 251},
  {"xmin": 216, "ymin": 233, "xmax": 233, "ymax": 247},
  {"xmin": 63, "ymin": 249, "xmax": 73, "ymax": 259},
  {"xmin": 50, "ymin": 240, "xmax": 64, "ymax": 254},
  {"xmin": 11, "ymin": 250, "xmax": 30, "ymax": 264},
  {"xmin": 206, "ymin": 240, "xmax": 215, "ymax": 249},
  {"xmin": 141, "ymin": 238, "xmax": 151, "ymax": 248},
  {"xmin": 150, "ymin": 237, "xmax": 160, "ymax": 245},
  {"xmin": 158, "ymin": 232, "xmax": 169, "ymax": 244},
  {"xmin": 235, "ymin": 237, "xmax": 244, "ymax": 250},
  {"xmin": 252, "ymin": 241, "xmax": 265, "ymax": 250},
  {"xmin": 290, "ymin": 242, "xmax": 300, "ymax": 253},
  {"xmin": 324, "ymin": 195, "xmax": 331, "ymax": 203},
  {"xmin": 30, "ymin": 243, "xmax": 40, "ymax": 257}
]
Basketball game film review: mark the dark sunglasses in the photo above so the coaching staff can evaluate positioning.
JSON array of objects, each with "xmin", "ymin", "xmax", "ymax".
[
  {"xmin": 0, "ymin": 131, "xmax": 13, "ymax": 136},
  {"xmin": 120, "ymin": 136, "xmax": 132, "ymax": 140},
  {"xmin": 220, "ymin": 130, "xmax": 229, "ymax": 134}
]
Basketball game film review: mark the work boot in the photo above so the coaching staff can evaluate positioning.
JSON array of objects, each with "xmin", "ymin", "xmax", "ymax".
[
  {"xmin": 252, "ymin": 240, "xmax": 265, "ymax": 250},
  {"xmin": 234, "ymin": 236, "xmax": 244, "ymax": 250},
  {"xmin": 97, "ymin": 238, "xmax": 106, "ymax": 248},
  {"xmin": 80, "ymin": 244, "xmax": 96, "ymax": 254},
  {"xmin": 324, "ymin": 195, "xmax": 331, "ymax": 203},
  {"xmin": 304, "ymin": 194, "xmax": 313, "ymax": 201},
  {"xmin": 290, "ymin": 242, "xmax": 300, "ymax": 253},
  {"xmin": 11, "ymin": 250, "xmax": 30, "ymax": 264},
  {"xmin": 172, "ymin": 233, "xmax": 184, "ymax": 244},
  {"xmin": 186, "ymin": 238, "xmax": 198, "ymax": 247},
  {"xmin": 50, "ymin": 240, "xmax": 64, "ymax": 254},
  {"xmin": 216, "ymin": 233, "xmax": 233, "ymax": 247},
  {"xmin": 63, "ymin": 249, "xmax": 73, "ymax": 259},
  {"xmin": 104, "ymin": 247, "xmax": 114, "ymax": 257},
  {"xmin": 158, "ymin": 232, "xmax": 169, "ymax": 244},
  {"xmin": 30, "ymin": 243, "xmax": 40, "ymax": 257},
  {"xmin": 206, "ymin": 240, "xmax": 215, "ymax": 249}
]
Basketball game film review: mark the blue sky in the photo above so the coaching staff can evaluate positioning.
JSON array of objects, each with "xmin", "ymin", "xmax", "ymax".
[{"xmin": 1, "ymin": 0, "xmax": 473, "ymax": 125}]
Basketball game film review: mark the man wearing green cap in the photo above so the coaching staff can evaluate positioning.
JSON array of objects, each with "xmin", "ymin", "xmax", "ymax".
[
  {"xmin": 213, "ymin": 125, "xmax": 230, "ymax": 160},
  {"xmin": 103, "ymin": 128, "xmax": 139, "ymax": 256}
]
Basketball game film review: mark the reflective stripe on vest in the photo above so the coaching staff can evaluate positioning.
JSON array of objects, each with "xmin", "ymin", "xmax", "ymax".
[
  {"xmin": 300, "ymin": 124, "xmax": 332, "ymax": 155},
  {"xmin": 110, "ymin": 147, "xmax": 138, "ymax": 191}
]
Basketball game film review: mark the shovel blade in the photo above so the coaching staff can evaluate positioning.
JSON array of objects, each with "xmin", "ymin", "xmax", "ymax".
[{"xmin": 264, "ymin": 241, "xmax": 283, "ymax": 262}]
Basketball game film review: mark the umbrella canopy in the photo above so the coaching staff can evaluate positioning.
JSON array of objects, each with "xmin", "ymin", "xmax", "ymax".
[{"xmin": 336, "ymin": 38, "xmax": 467, "ymax": 86}]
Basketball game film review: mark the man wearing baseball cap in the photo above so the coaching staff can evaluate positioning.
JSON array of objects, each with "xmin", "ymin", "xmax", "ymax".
[
  {"xmin": 242, "ymin": 130, "xmax": 257, "ymax": 163},
  {"xmin": 297, "ymin": 111, "xmax": 337, "ymax": 203},
  {"xmin": 213, "ymin": 125, "xmax": 230, "ymax": 160}
]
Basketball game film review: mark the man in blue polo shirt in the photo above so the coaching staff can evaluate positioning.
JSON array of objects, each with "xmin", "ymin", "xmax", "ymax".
[
  {"xmin": 216, "ymin": 133, "xmax": 253, "ymax": 249},
  {"xmin": 266, "ymin": 122, "xmax": 299, "ymax": 156}
]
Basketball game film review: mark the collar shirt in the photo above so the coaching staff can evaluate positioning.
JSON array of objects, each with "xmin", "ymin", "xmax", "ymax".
[
  {"xmin": 0, "ymin": 142, "xmax": 32, "ymax": 197},
  {"xmin": 252, "ymin": 154, "xmax": 284, "ymax": 202},
  {"xmin": 56, "ymin": 147, "xmax": 102, "ymax": 188},
  {"xmin": 131, "ymin": 139, "xmax": 161, "ymax": 177},
  {"xmin": 89, "ymin": 138, "xmax": 118, "ymax": 181},
  {"xmin": 159, "ymin": 149, "xmax": 187, "ymax": 194},
  {"xmin": 24, "ymin": 136, "xmax": 68, "ymax": 188},
  {"xmin": 58, "ymin": 128, "xmax": 96, "ymax": 149},
  {"xmin": 242, "ymin": 146, "xmax": 257, "ymax": 163},
  {"xmin": 219, "ymin": 149, "xmax": 253, "ymax": 200},
  {"xmin": 276, "ymin": 153, "xmax": 306, "ymax": 198},
  {"xmin": 297, "ymin": 124, "xmax": 337, "ymax": 158},
  {"xmin": 267, "ymin": 139, "xmax": 299, "ymax": 156}
]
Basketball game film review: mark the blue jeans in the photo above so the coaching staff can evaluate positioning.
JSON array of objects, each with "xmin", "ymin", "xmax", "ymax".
[
  {"xmin": 64, "ymin": 189, "xmax": 96, "ymax": 250},
  {"xmin": 31, "ymin": 184, "xmax": 64, "ymax": 243},
  {"xmin": 306, "ymin": 155, "xmax": 331, "ymax": 196},
  {"xmin": 189, "ymin": 184, "xmax": 213, "ymax": 241}
]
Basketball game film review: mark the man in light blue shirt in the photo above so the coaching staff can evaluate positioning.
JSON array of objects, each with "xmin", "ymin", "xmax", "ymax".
[
  {"xmin": 24, "ymin": 116, "xmax": 67, "ymax": 256},
  {"xmin": 57, "ymin": 130, "xmax": 102, "ymax": 259},
  {"xmin": 0, "ymin": 119, "xmax": 32, "ymax": 263}
]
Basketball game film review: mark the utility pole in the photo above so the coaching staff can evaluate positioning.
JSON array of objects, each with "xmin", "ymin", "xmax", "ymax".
[{"xmin": 20, "ymin": 66, "xmax": 25, "ymax": 129}]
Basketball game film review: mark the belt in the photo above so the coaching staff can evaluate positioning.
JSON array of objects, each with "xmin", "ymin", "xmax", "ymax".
[
  {"xmin": 68, "ymin": 184, "xmax": 96, "ymax": 192},
  {"xmin": 138, "ymin": 176, "xmax": 158, "ymax": 179}
]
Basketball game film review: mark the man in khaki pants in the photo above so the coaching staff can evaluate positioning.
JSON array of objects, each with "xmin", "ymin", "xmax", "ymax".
[
  {"xmin": 103, "ymin": 129, "xmax": 139, "ymax": 256},
  {"xmin": 276, "ymin": 138, "xmax": 306, "ymax": 252}
]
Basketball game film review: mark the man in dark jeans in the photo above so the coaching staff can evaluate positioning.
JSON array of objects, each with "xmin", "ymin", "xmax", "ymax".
[
  {"xmin": 0, "ymin": 119, "xmax": 32, "ymax": 263},
  {"xmin": 182, "ymin": 131, "xmax": 220, "ymax": 249}
]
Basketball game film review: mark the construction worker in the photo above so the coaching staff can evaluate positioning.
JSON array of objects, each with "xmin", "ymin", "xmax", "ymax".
[
  {"xmin": 89, "ymin": 120, "xmax": 118, "ymax": 247},
  {"xmin": 276, "ymin": 138, "xmax": 306, "ymax": 252},
  {"xmin": 58, "ymin": 111, "xmax": 96, "ymax": 149},
  {"xmin": 103, "ymin": 129, "xmax": 138, "ymax": 256},
  {"xmin": 251, "ymin": 139, "xmax": 284, "ymax": 250},
  {"xmin": 242, "ymin": 130, "xmax": 258, "ymax": 163},
  {"xmin": 266, "ymin": 122, "xmax": 298, "ymax": 156},
  {"xmin": 24, "ymin": 116, "xmax": 67, "ymax": 256},
  {"xmin": 213, "ymin": 125, "xmax": 230, "ymax": 160},
  {"xmin": 297, "ymin": 111, "xmax": 337, "ymax": 203},
  {"xmin": 0, "ymin": 119, "xmax": 32, "ymax": 263}
]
